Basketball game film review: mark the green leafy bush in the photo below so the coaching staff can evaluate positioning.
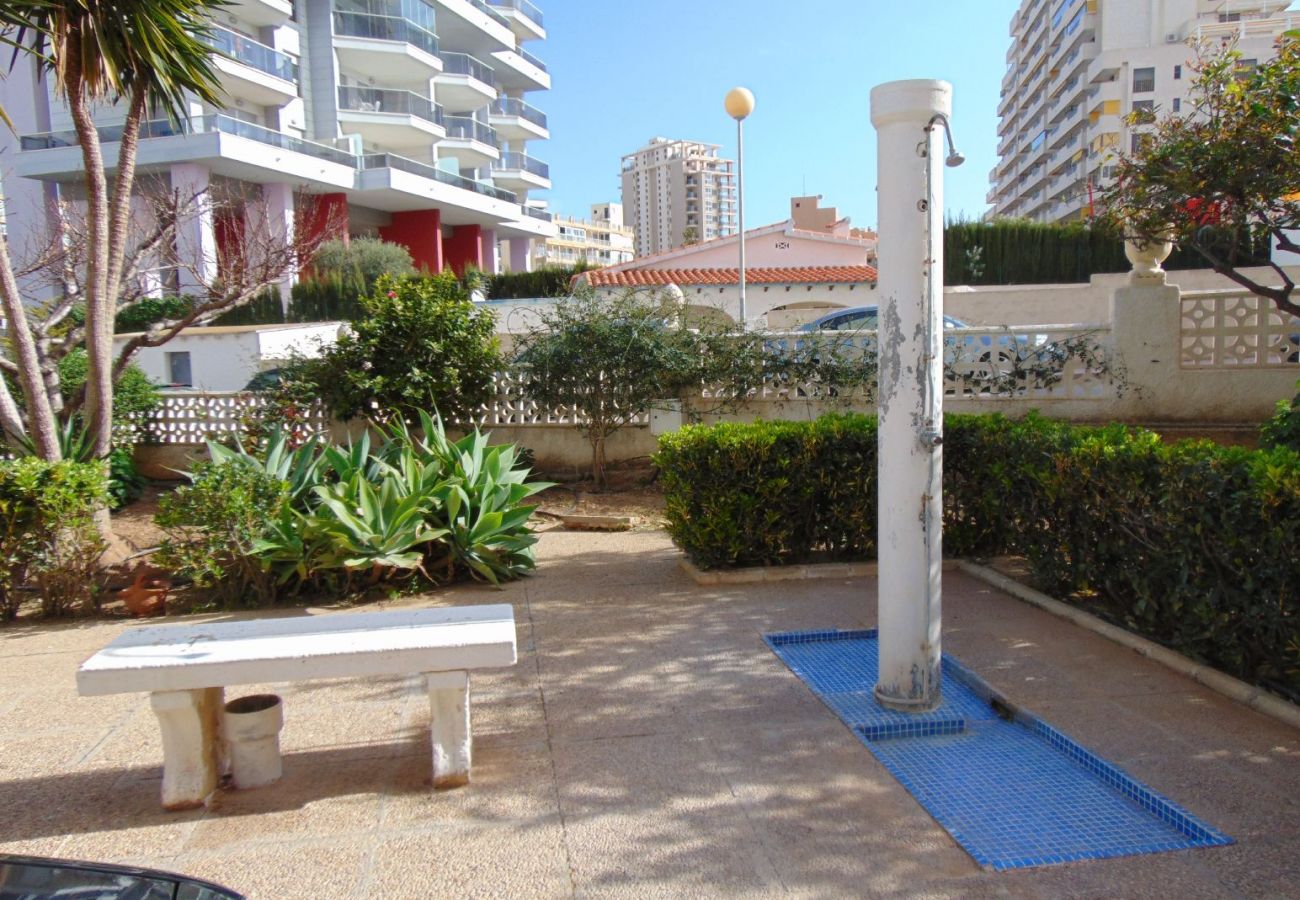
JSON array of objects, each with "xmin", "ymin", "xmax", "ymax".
[
  {"xmin": 312, "ymin": 237, "xmax": 415, "ymax": 285},
  {"xmin": 291, "ymin": 273, "xmax": 500, "ymax": 423},
  {"xmin": 157, "ymin": 414, "xmax": 549, "ymax": 605},
  {"xmin": 0, "ymin": 458, "xmax": 108, "ymax": 620},
  {"xmin": 1260, "ymin": 380, "xmax": 1300, "ymax": 451},
  {"xmin": 656, "ymin": 413, "xmax": 1300, "ymax": 699},
  {"xmin": 156, "ymin": 460, "xmax": 290, "ymax": 606}
]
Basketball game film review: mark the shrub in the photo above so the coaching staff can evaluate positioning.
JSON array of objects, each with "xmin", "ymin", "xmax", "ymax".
[
  {"xmin": 156, "ymin": 415, "xmax": 549, "ymax": 605},
  {"xmin": 293, "ymin": 273, "xmax": 500, "ymax": 423},
  {"xmin": 487, "ymin": 263, "xmax": 592, "ymax": 300},
  {"xmin": 0, "ymin": 458, "xmax": 108, "ymax": 620},
  {"xmin": 155, "ymin": 460, "xmax": 290, "ymax": 607},
  {"xmin": 655, "ymin": 413, "xmax": 1300, "ymax": 699},
  {"xmin": 312, "ymin": 237, "xmax": 415, "ymax": 285},
  {"xmin": 1259, "ymin": 380, "xmax": 1300, "ymax": 452},
  {"xmin": 57, "ymin": 349, "xmax": 160, "ymax": 429}
]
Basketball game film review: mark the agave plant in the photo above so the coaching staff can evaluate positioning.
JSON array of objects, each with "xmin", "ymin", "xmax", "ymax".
[
  {"xmin": 207, "ymin": 428, "xmax": 325, "ymax": 502},
  {"xmin": 309, "ymin": 473, "xmax": 449, "ymax": 579}
]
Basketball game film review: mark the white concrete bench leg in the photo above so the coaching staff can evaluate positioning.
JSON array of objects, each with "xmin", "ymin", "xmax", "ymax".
[
  {"xmin": 150, "ymin": 687, "xmax": 224, "ymax": 810},
  {"xmin": 426, "ymin": 671, "xmax": 471, "ymax": 789}
]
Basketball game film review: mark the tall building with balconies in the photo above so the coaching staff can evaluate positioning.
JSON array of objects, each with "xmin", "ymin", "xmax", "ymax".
[
  {"xmin": 989, "ymin": 0, "xmax": 1294, "ymax": 224},
  {"xmin": 0, "ymin": 0, "xmax": 556, "ymax": 288},
  {"xmin": 533, "ymin": 203, "xmax": 635, "ymax": 268},
  {"xmin": 620, "ymin": 138, "xmax": 737, "ymax": 258}
]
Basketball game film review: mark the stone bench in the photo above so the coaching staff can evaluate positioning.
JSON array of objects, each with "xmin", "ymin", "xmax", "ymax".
[{"xmin": 76, "ymin": 605, "xmax": 517, "ymax": 810}]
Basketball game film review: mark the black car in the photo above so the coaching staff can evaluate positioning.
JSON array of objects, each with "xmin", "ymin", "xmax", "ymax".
[{"xmin": 0, "ymin": 855, "xmax": 243, "ymax": 900}]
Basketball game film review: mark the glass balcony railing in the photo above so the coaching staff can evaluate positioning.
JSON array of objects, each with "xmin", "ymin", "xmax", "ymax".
[
  {"xmin": 19, "ymin": 115, "xmax": 356, "ymax": 167},
  {"xmin": 332, "ymin": 11, "xmax": 439, "ymax": 57},
  {"xmin": 487, "ymin": 0, "xmax": 543, "ymax": 27},
  {"xmin": 519, "ymin": 47, "xmax": 547, "ymax": 73},
  {"xmin": 204, "ymin": 26, "xmax": 298, "ymax": 82},
  {"xmin": 522, "ymin": 205, "xmax": 553, "ymax": 221},
  {"xmin": 337, "ymin": 85, "xmax": 443, "ymax": 125},
  {"xmin": 469, "ymin": 0, "xmax": 512, "ymax": 27},
  {"xmin": 440, "ymin": 52, "xmax": 495, "ymax": 83},
  {"xmin": 490, "ymin": 97, "xmax": 546, "ymax": 129},
  {"xmin": 443, "ymin": 116, "xmax": 496, "ymax": 144},
  {"xmin": 495, "ymin": 151, "xmax": 548, "ymax": 178},
  {"xmin": 362, "ymin": 153, "xmax": 518, "ymax": 201}
]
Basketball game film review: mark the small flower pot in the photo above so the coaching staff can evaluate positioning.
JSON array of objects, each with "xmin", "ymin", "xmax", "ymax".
[{"xmin": 222, "ymin": 694, "xmax": 284, "ymax": 790}]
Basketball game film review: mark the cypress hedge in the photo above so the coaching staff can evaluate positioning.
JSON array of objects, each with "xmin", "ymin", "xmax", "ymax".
[
  {"xmin": 654, "ymin": 413, "xmax": 1300, "ymax": 700},
  {"xmin": 943, "ymin": 220, "xmax": 1265, "ymax": 285}
]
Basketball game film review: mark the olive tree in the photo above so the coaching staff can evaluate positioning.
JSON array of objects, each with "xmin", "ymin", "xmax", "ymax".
[{"xmin": 511, "ymin": 288, "xmax": 876, "ymax": 488}]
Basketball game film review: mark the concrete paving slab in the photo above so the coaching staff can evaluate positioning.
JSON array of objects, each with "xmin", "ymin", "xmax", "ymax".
[{"xmin": 0, "ymin": 529, "xmax": 1296, "ymax": 899}]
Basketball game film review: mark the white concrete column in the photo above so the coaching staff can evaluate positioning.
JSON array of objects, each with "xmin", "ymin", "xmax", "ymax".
[
  {"xmin": 508, "ymin": 237, "xmax": 531, "ymax": 273},
  {"xmin": 870, "ymin": 79, "xmax": 951, "ymax": 712},
  {"xmin": 261, "ymin": 182, "xmax": 297, "ymax": 314},
  {"xmin": 426, "ymin": 670, "xmax": 471, "ymax": 788},
  {"xmin": 169, "ymin": 163, "xmax": 218, "ymax": 296},
  {"xmin": 150, "ymin": 687, "xmax": 224, "ymax": 810}
]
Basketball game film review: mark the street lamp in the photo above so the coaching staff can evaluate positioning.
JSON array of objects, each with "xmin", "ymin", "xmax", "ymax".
[{"xmin": 725, "ymin": 86, "xmax": 754, "ymax": 327}]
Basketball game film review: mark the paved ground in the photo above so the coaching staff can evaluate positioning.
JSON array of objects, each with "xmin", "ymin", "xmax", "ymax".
[{"xmin": 1, "ymin": 529, "xmax": 1297, "ymax": 899}]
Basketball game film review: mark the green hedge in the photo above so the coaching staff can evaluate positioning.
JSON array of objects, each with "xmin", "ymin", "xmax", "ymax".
[
  {"xmin": 654, "ymin": 414, "xmax": 1300, "ymax": 699},
  {"xmin": 943, "ymin": 220, "xmax": 1266, "ymax": 285}
]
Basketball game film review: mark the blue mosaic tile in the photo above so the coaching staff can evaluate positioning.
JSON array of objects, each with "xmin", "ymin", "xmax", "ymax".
[{"xmin": 766, "ymin": 630, "xmax": 1233, "ymax": 871}]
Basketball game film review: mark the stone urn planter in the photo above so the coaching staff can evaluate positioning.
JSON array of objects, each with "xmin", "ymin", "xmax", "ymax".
[
  {"xmin": 222, "ymin": 694, "xmax": 285, "ymax": 789},
  {"xmin": 1124, "ymin": 233, "xmax": 1174, "ymax": 284}
]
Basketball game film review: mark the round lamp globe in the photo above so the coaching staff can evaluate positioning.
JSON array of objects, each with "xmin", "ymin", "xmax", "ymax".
[{"xmin": 725, "ymin": 87, "xmax": 755, "ymax": 121}]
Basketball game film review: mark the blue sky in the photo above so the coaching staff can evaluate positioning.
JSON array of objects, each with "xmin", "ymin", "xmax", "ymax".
[{"xmin": 534, "ymin": 0, "xmax": 1022, "ymax": 228}]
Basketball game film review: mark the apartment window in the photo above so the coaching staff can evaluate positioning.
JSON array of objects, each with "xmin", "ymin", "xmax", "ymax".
[
  {"xmin": 166, "ymin": 352, "xmax": 193, "ymax": 388},
  {"xmin": 1130, "ymin": 132, "xmax": 1153, "ymax": 154},
  {"xmin": 1173, "ymin": 64, "xmax": 1182, "ymax": 80},
  {"xmin": 1172, "ymin": 97, "xmax": 1181, "ymax": 113},
  {"xmin": 1133, "ymin": 67, "xmax": 1155, "ymax": 93}
]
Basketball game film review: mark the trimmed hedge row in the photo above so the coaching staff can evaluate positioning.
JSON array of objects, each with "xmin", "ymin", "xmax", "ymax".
[{"xmin": 654, "ymin": 414, "xmax": 1300, "ymax": 699}]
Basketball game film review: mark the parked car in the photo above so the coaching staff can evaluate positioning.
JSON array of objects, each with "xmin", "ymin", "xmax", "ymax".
[
  {"xmin": 795, "ymin": 305, "xmax": 1038, "ymax": 365},
  {"xmin": 0, "ymin": 855, "xmax": 243, "ymax": 899}
]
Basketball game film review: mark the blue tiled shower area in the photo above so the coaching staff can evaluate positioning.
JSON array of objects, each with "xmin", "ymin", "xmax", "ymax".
[{"xmin": 766, "ymin": 629, "xmax": 1232, "ymax": 871}]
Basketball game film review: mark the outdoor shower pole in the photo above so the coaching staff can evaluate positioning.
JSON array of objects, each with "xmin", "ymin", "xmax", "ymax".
[{"xmin": 869, "ymin": 79, "xmax": 951, "ymax": 712}]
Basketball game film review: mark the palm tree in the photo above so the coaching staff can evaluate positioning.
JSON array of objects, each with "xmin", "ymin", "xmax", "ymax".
[{"xmin": 0, "ymin": 0, "xmax": 227, "ymax": 458}]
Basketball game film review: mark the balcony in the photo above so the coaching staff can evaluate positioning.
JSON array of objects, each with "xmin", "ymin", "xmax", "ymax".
[
  {"xmin": 361, "ymin": 153, "xmax": 517, "ymax": 201},
  {"xmin": 487, "ymin": 0, "xmax": 545, "ymax": 41},
  {"xmin": 202, "ymin": 27, "xmax": 298, "ymax": 107},
  {"xmin": 16, "ymin": 115, "xmax": 357, "ymax": 188},
  {"xmin": 333, "ymin": 11, "xmax": 442, "ymax": 81},
  {"xmin": 521, "ymin": 204, "xmax": 552, "ymax": 222},
  {"xmin": 489, "ymin": 45, "xmax": 549, "ymax": 91},
  {"xmin": 435, "ymin": 52, "xmax": 497, "ymax": 113},
  {"xmin": 227, "ymin": 0, "xmax": 293, "ymax": 27},
  {"xmin": 491, "ymin": 150, "xmax": 550, "ymax": 191},
  {"xmin": 488, "ymin": 96, "xmax": 548, "ymax": 140},
  {"xmin": 430, "ymin": 0, "xmax": 515, "ymax": 56},
  {"xmin": 337, "ymin": 86, "xmax": 445, "ymax": 152},
  {"xmin": 440, "ymin": 115, "xmax": 500, "ymax": 167}
]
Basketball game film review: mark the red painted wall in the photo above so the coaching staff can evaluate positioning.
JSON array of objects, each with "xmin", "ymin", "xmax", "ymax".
[
  {"xmin": 443, "ymin": 224, "xmax": 484, "ymax": 277},
  {"xmin": 379, "ymin": 209, "xmax": 443, "ymax": 273},
  {"xmin": 299, "ymin": 192, "xmax": 350, "ymax": 250}
]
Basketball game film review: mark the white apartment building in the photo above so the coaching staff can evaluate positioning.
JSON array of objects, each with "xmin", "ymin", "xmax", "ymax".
[
  {"xmin": 989, "ymin": 0, "xmax": 1295, "ymax": 223},
  {"xmin": 0, "ymin": 0, "xmax": 556, "ymax": 285},
  {"xmin": 533, "ymin": 202, "xmax": 635, "ymax": 268},
  {"xmin": 620, "ymin": 138, "xmax": 737, "ymax": 258}
]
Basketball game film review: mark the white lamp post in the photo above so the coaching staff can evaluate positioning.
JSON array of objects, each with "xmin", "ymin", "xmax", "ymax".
[{"xmin": 725, "ymin": 87, "xmax": 754, "ymax": 327}]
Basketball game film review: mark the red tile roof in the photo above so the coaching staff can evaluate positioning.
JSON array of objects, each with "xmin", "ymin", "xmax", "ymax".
[{"xmin": 581, "ymin": 265, "xmax": 878, "ymax": 288}]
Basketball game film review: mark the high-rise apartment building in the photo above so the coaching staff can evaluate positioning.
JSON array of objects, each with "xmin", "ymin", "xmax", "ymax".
[
  {"xmin": 533, "ymin": 203, "xmax": 635, "ymax": 268},
  {"xmin": 988, "ymin": 0, "xmax": 1293, "ymax": 223},
  {"xmin": 0, "ymin": 0, "xmax": 556, "ymax": 285},
  {"xmin": 620, "ymin": 138, "xmax": 737, "ymax": 258}
]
